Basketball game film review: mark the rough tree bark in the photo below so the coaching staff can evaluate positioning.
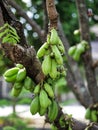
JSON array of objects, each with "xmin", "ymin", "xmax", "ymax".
[
  {"xmin": 76, "ymin": 0, "xmax": 98, "ymax": 103},
  {"xmin": 0, "ymin": 0, "xmax": 98, "ymax": 129}
]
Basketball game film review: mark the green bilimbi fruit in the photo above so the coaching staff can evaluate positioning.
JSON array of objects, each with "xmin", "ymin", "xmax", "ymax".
[
  {"xmin": 16, "ymin": 63, "xmax": 24, "ymax": 69},
  {"xmin": 30, "ymin": 96, "xmax": 40, "ymax": 115},
  {"xmin": 57, "ymin": 38, "xmax": 65, "ymax": 54},
  {"xmin": 44, "ymin": 83, "xmax": 54, "ymax": 98},
  {"xmin": 4, "ymin": 74, "xmax": 17, "ymax": 83},
  {"xmin": 37, "ymin": 42, "xmax": 49, "ymax": 58},
  {"xmin": 51, "ymin": 45, "xmax": 63, "ymax": 65},
  {"xmin": 42, "ymin": 55, "xmax": 52, "ymax": 75},
  {"xmin": 29, "ymin": 87, "xmax": 34, "ymax": 93},
  {"xmin": 72, "ymin": 43, "xmax": 85, "ymax": 61},
  {"xmin": 77, "ymin": 43, "xmax": 85, "ymax": 53},
  {"xmin": 48, "ymin": 98, "xmax": 52, "ymax": 106},
  {"xmin": 49, "ymin": 59, "xmax": 58, "ymax": 79},
  {"xmin": 50, "ymin": 28, "xmax": 59, "ymax": 45},
  {"xmin": 13, "ymin": 82, "xmax": 23, "ymax": 89},
  {"xmin": 24, "ymin": 76, "xmax": 33, "ymax": 90},
  {"xmin": 51, "ymin": 124, "xmax": 58, "ymax": 130},
  {"xmin": 46, "ymin": 34, "xmax": 50, "ymax": 44},
  {"xmin": 16, "ymin": 68, "xmax": 26, "ymax": 82},
  {"xmin": 34, "ymin": 84, "xmax": 40, "ymax": 94},
  {"xmin": 4, "ymin": 67, "xmax": 19, "ymax": 77},
  {"xmin": 48, "ymin": 100, "xmax": 58, "ymax": 122},
  {"xmin": 59, "ymin": 115, "xmax": 65, "ymax": 127},
  {"xmin": 61, "ymin": 70, "xmax": 67, "ymax": 77},
  {"xmin": 91, "ymin": 110, "xmax": 97, "ymax": 122},
  {"xmin": 11, "ymin": 87, "xmax": 22, "ymax": 97},
  {"xmin": 73, "ymin": 49, "xmax": 81, "ymax": 61},
  {"xmin": 73, "ymin": 29, "xmax": 80, "ymax": 35},
  {"xmin": 81, "ymin": 40, "xmax": 88, "ymax": 47},
  {"xmin": 39, "ymin": 89, "xmax": 49, "ymax": 108},
  {"xmin": 39, "ymin": 107, "xmax": 47, "ymax": 116},
  {"xmin": 68, "ymin": 46, "xmax": 77, "ymax": 56},
  {"xmin": 85, "ymin": 108, "xmax": 91, "ymax": 119}
]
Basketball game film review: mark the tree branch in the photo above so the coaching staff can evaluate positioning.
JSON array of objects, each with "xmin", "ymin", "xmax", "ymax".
[
  {"xmin": 46, "ymin": 0, "xmax": 58, "ymax": 30},
  {"xmin": 76, "ymin": 0, "xmax": 98, "ymax": 103},
  {"xmin": 58, "ymin": 19, "xmax": 93, "ymax": 107},
  {"xmin": 43, "ymin": 0, "xmax": 49, "ymax": 37},
  {"xmin": 7, "ymin": 0, "xmax": 44, "ymax": 42},
  {"xmin": 92, "ymin": 60, "xmax": 98, "ymax": 69}
]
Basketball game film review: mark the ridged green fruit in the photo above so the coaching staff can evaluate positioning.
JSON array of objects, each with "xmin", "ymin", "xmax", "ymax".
[
  {"xmin": 16, "ymin": 68, "xmax": 26, "ymax": 82},
  {"xmin": 73, "ymin": 29, "xmax": 80, "ymax": 35},
  {"xmin": 46, "ymin": 34, "xmax": 50, "ymax": 44},
  {"xmin": 49, "ymin": 59, "xmax": 58, "ymax": 79},
  {"xmin": 4, "ymin": 67, "xmax": 19, "ymax": 77},
  {"xmin": 68, "ymin": 46, "xmax": 77, "ymax": 56},
  {"xmin": 57, "ymin": 38, "xmax": 65, "ymax": 53},
  {"xmin": 34, "ymin": 84, "xmax": 40, "ymax": 94},
  {"xmin": 59, "ymin": 115, "xmax": 65, "ymax": 127},
  {"xmin": 44, "ymin": 83, "xmax": 54, "ymax": 98},
  {"xmin": 50, "ymin": 28, "xmax": 59, "ymax": 45},
  {"xmin": 85, "ymin": 108, "xmax": 91, "ymax": 119},
  {"xmin": 61, "ymin": 70, "xmax": 67, "ymax": 77},
  {"xmin": 39, "ymin": 107, "xmax": 47, "ymax": 116},
  {"xmin": 81, "ymin": 40, "xmax": 88, "ymax": 46},
  {"xmin": 91, "ymin": 110, "xmax": 97, "ymax": 122},
  {"xmin": 30, "ymin": 96, "xmax": 40, "ymax": 115},
  {"xmin": 48, "ymin": 98, "xmax": 52, "ymax": 106},
  {"xmin": 11, "ymin": 87, "xmax": 22, "ymax": 97},
  {"xmin": 37, "ymin": 42, "xmax": 49, "ymax": 58},
  {"xmin": 73, "ymin": 48, "xmax": 81, "ymax": 61},
  {"xmin": 24, "ymin": 76, "xmax": 33, "ymax": 90},
  {"xmin": 4, "ymin": 74, "xmax": 17, "ymax": 82},
  {"xmin": 39, "ymin": 89, "xmax": 49, "ymax": 108},
  {"xmin": 51, "ymin": 45, "xmax": 63, "ymax": 65},
  {"xmin": 29, "ymin": 87, "xmax": 34, "ymax": 93},
  {"xmin": 42, "ymin": 55, "xmax": 52, "ymax": 75},
  {"xmin": 51, "ymin": 124, "xmax": 58, "ymax": 130},
  {"xmin": 77, "ymin": 43, "xmax": 85, "ymax": 53},
  {"xmin": 48, "ymin": 100, "xmax": 58, "ymax": 122},
  {"xmin": 13, "ymin": 82, "xmax": 23, "ymax": 89},
  {"xmin": 16, "ymin": 63, "xmax": 24, "ymax": 69}
]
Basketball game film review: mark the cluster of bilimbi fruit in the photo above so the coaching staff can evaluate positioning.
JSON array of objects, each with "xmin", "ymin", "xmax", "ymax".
[
  {"xmin": 3, "ymin": 28, "xmax": 72, "ymax": 130},
  {"xmin": 3, "ymin": 63, "xmax": 59, "ymax": 122},
  {"xmin": 37, "ymin": 28, "xmax": 66, "ymax": 78},
  {"xmin": 85, "ymin": 105, "xmax": 98, "ymax": 122},
  {"xmin": 68, "ymin": 40, "xmax": 88, "ymax": 61},
  {"xmin": 3, "ymin": 63, "xmax": 34, "ymax": 96}
]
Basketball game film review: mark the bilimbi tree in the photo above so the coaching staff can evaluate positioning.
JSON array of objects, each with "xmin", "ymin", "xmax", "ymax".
[{"xmin": 0, "ymin": 0, "xmax": 98, "ymax": 130}]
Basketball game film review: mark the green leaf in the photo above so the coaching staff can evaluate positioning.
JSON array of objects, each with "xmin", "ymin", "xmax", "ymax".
[
  {"xmin": 2, "ymin": 35, "xmax": 10, "ymax": 43},
  {"xmin": 10, "ymin": 34, "xmax": 20, "ymax": 42},
  {"xmin": 0, "ymin": 23, "xmax": 20, "ymax": 44},
  {"xmin": 9, "ymin": 26, "xmax": 20, "ymax": 38},
  {"xmin": 0, "ymin": 29, "xmax": 9, "ymax": 38},
  {"xmin": 0, "ymin": 23, "xmax": 8, "ymax": 31}
]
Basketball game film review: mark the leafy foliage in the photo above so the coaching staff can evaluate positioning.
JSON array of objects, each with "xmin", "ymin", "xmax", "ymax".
[{"xmin": 0, "ymin": 23, "xmax": 20, "ymax": 44}]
